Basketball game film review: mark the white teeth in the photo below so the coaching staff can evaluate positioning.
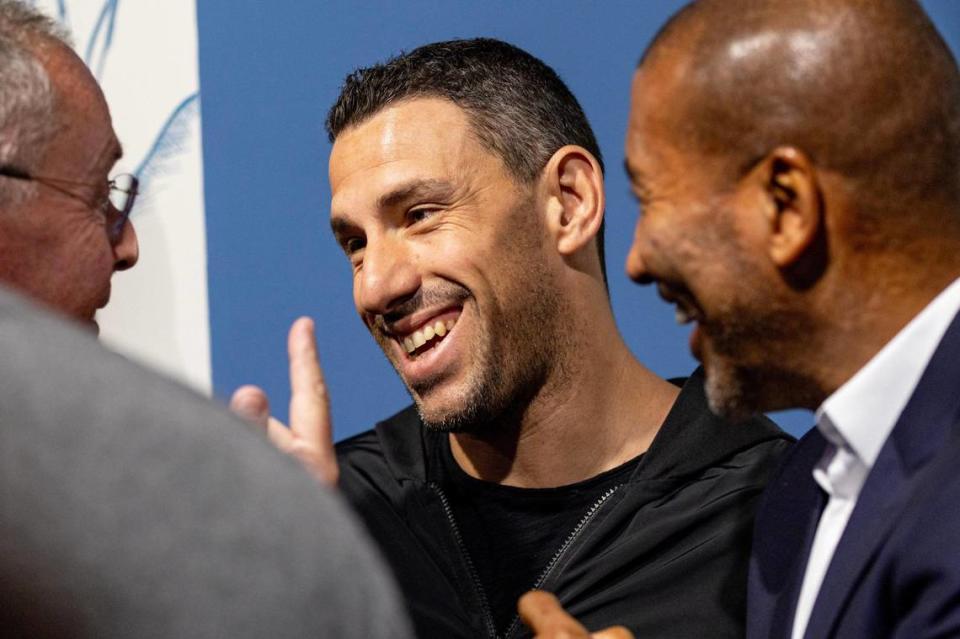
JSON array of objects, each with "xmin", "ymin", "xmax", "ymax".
[
  {"xmin": 402, "ymin": 316, "xmax": 458, "ymax": 357},
  {"xmin": 675, "ymin": 307, "xmax": 693, "ymax": 325}
]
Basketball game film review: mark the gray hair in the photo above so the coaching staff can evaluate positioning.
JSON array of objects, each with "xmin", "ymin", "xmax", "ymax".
[{"xmin": 0, "ymin": 0, "xmax": 71, "ymax": 206}]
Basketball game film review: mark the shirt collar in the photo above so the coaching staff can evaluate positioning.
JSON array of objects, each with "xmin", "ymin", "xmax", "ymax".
[{"xmin": 817, "ymin": 277, "xmax": 960, "ymax": 469}]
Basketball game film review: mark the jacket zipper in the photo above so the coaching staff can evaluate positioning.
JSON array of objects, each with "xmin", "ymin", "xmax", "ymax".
[
  {"xmin": 430, "ymin": 482, "xmax": 500, "ymax": 639},
  {"xmin": 502, "ymin": 484, "xmax": 623, "ymax": 639},
  {"xmin": 431, "ymin": 480, "xmax": 623, "ymax": 639}
]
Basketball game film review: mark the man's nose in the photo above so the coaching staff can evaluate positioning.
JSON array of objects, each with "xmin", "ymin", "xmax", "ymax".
[
  {"xmin": 113, "ymin": 219, "xmax": 139, "ymax": 271},
  {"xmin": 625, "ymin": 227, "xmax": 654, "ymax": 285},
  {"xmin": 355, "ymin": 235, "xmax": 420, "ymax": 316}
]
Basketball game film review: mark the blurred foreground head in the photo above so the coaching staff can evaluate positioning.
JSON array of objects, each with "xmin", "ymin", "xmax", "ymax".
[
  {"xmin": 0, "ymin": 0, "xmax": 138, "ymax": 331},
  {"xmin": 625, "ymin": 0, "xmax": 960, "ymax": 418}
]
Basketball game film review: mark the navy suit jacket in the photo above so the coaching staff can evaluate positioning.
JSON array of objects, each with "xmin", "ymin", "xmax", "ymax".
[{"xmin": 748, "ymin": 310, "xmax": 960, "ymax": 638}]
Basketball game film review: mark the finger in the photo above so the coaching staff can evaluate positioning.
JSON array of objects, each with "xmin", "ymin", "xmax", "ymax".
[
  {"xmin": 265, "ymin": 416, "xmax": 294, "ymax": 450},
  {"xmin": 229, "ymin": 385, "xmax": 271, "ymax": 431},
  {"xmin": 287, "ymin": 317, "xmax": 331, "ymax": 441},
  {"xmin": 593, "ymin": 627, "xmax": 634, "ymax": 639},
  {"xmin": 518, "ymin": 591, "xmax": 588, "ymax": 635},
  {"xmin": 287, "ymin": 438, "xmax": 340, "ymax": 486},
  {"xmin": 287, "ymin": 317, "xmax": 336, "ymax": 463}
]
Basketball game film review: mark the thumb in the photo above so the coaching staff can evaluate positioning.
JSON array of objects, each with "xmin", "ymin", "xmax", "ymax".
[
  {"xmin": 518, "ymin": 590, "xmax": 588, "ymax": 635},
  {"xmin": 230, "ymin": 385, "xmax": 271, "ymax": 431}
]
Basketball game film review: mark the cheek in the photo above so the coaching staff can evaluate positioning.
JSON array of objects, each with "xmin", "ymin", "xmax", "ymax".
[
  {"xmin": 75, "ymin": 225, "xmax": 115, "ymax": 274},
  {"xmin": 633, "ymin": 215, "xmax": 682, "ymax": 275},
  {"xmin": 418, "ymin": 228, "xmax": 487, "ymax": 282},
  {"xmin": 46, "ymin": 217, "xmax": 109, "ymax": 267}
]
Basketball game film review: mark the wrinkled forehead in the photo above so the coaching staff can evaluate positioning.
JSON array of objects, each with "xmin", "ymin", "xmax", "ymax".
[
  {"xmin": 35, "ymin": 40, "xmax": 121, "ymax": 174},
  {"xmin": 328, "ymin": 98, "xmax": 489, "ymax": 214}
]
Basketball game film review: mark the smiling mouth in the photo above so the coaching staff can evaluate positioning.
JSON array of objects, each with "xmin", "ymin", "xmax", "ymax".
[
  {"xmin": 657, "ymin": 284, "xmax": 702, "ymax": 326},
  {"xmin": 674, "ymin": 304, "xmax": 700, "ymax": 325},
  {"xmin": 399, "ymin": 316, "xmax": 458, "ymax": 358}
]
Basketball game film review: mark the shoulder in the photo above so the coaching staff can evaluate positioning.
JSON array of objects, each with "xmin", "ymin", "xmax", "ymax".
[
  {"xmin": 643, "ymin": 368, "xmax": 794, "ymax": 486},
  {"xmin": 336, "ymin": 404, "xmax": 421, "ymax": 466},
  {"xmin": 877, "ymin": 450, "xmax": 960, "ymax": 636},
  {"xmin": 757, "ymin": 426, "xmax": 826, "ymax": 503},
  {"xmin": 335, "ymin": 404, "xmax": 425, "ymax": 503},
  {"xmin": 0, "ymin": 288, "xmax": 411, "ymax": 637},
  {"xmin": 890, "ymin": 434, "xmax": 960, "ymax": 568},
  {"xmin": 337, "ymin": 427, "xmax": 386, "ymax": 464}
]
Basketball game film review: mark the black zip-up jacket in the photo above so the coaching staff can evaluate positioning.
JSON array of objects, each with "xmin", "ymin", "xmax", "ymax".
[{"xmin": 337, "ymin": 370, "xmax": 793, "ymax": 638}]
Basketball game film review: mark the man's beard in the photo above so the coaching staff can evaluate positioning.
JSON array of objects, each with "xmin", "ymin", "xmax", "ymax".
[
  {"xmin": 415, "ymin": 276, "xmax": 563, "ymax": 433},
  {"xmin": 700, "ymin": 302, "xmax": 820, "ymax": 421},
  {"xmin": 680, "ymin": 200, "xmax": 820, "ymax": 420},
  {"xmin": 370, "ymin": 251, "xmax": 567, "ymax": 434},
  {"xmin": 380, "ymin": 269, "xmax": 565, "ymax": 434}
]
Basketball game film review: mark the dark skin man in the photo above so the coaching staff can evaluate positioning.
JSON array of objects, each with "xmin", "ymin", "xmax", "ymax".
[{"xmin": 527, "ymin": 0, "xmax": 960, "ymax": 636}]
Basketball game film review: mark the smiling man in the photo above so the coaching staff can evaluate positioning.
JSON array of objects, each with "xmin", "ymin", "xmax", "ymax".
[
  {"xmin": 620, "ymin": 1, "xmax": 960, "ymax": 637},
  {"xmin": 319, "ymin": 38, "xmax": 791, "ymax": 638}
]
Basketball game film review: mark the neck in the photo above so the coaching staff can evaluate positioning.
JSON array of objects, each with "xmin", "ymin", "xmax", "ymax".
[
  {"xmin": 449, "ymin": 286, "xmax": 680, "ymax": 488},
  {"xmin": 804, "ymin": 248, "xmax": 960, "ymax": 403}
]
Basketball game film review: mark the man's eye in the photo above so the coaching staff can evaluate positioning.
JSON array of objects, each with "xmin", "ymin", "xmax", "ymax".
[
  {"xmin": 408, "ymin": 207, "xmax": 438, "ymax": 224},
  {"xmin": 96, "ymin": 191, "xmax": 112, "ymax": 216},
  {"xmin": 343, "ymin": 237, "xmax": 365, "ymax": 254}
]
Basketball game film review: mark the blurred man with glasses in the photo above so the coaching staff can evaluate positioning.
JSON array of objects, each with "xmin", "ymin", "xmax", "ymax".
[
  {"xmin": 0, "ymin": 3, "xmax": 413, "ymax": 637},
  {"xmin": 0, "ymin": 3, "xmax": 138, "ymax": 328}
]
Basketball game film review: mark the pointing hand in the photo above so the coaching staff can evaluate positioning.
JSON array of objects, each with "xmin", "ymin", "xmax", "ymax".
[{"xmin": 230, "ymin": 317, "xmax": 338, "ymax": 487}]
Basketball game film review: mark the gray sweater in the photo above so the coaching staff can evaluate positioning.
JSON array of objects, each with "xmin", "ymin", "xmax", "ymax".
[{"xmin": 0, "ymin": 286, "xmax": 411, "ymax": 638}]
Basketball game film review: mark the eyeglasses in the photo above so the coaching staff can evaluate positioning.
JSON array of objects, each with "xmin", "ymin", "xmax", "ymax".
[{"xmin": 0, "ymin": 164, "xmax": 138, "ymax": 243}]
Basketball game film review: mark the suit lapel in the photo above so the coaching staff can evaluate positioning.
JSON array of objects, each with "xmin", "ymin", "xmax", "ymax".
[
  {"xmin": 803, "ymin": 309, "xmax": 960, "ymax": 638},
  {"xmin": 748, "ymin": 429, "xmax": 827, "ymax": 638}
]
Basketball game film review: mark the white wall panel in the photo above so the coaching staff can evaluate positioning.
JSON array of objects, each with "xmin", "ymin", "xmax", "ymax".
[{"xmin": 37, "ymin": 0, "xmax": 211, "ymax": 393}]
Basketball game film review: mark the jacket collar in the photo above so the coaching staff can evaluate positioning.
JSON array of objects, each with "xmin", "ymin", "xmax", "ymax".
[
  {"xmin": 803, "ymin": 308, "xmax": 960, "ymax": 638},
  {"xmin": 748, "ymin": 429, "xmax": 828, "ymax": 639},
  {"xmin": 373, "ymin": 368, "xmax": 791, "ymax": 489},
  {"xmin": 631, "ymin": 368, "xmax": 789, "ymax": 487}
]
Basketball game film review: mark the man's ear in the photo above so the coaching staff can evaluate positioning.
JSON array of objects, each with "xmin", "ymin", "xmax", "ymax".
[
  {"xmin": 752, "ymin": 146, "xmax": 821, "ymax": 269},
  {"xmin": 541, "ymin": 145, "xmax": 604, "ymax": 257}
]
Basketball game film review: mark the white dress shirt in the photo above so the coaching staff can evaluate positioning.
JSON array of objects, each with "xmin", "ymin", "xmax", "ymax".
[{"xmin": 790, "ymin": 277, "xmax": 960, "ymax": 639}]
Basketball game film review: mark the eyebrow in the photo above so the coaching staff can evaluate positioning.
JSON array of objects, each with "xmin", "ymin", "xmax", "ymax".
[
  {"xmin": 330, "ymin": 177, "xmax": 461, "ymax": 239},
  {"xmin": 329, "ymin": 215, "xmax": 355, "ymax": 238},
  {"xmin": 376, "ymin": 178, "xmax": 458, "ymax": 210}
]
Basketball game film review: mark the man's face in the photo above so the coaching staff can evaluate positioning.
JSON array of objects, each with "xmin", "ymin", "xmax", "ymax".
[
  {"xmin": 329, "ymin": 98, "xmax": 566, "ymax": 431},
  {"xmin": 624, "ymin": 66, "xmax": 794, "ymax": 419},
  {"xmin": 0, "ymin": 43, "xmax": 138, "ymax": 330}
]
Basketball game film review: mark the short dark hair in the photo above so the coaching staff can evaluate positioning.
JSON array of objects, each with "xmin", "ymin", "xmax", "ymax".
[{"xmin": 326, "ymin": 38, "xmax": 607, "ymax": 282}]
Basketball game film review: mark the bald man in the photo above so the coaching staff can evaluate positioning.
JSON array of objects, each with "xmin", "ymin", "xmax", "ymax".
[
  {"xmin": 622, "ymin": 1, "xmax": 960, "ymax": 638},
  {"xmin": 525, "ymin": 0, "xmax": 960, "ymax": 637}
]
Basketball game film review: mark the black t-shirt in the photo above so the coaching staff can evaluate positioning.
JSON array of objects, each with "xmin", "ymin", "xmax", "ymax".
[{"xmin": 437, "ymin": 437, "xmax": 643, "ymax": 637}]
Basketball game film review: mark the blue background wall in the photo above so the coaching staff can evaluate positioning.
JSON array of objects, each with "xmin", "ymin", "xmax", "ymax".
[{"xmin": 197, "ymin": 1, "xmax": 960, "ymax": 441}]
